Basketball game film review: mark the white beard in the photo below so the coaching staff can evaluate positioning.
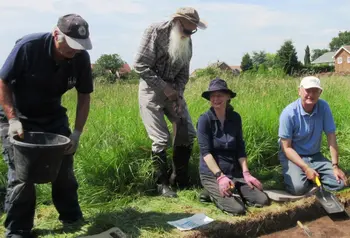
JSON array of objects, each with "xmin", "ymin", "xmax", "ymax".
[{"xmin": 168, "ymin": 21, "xmax": 191, "ymax": 65}]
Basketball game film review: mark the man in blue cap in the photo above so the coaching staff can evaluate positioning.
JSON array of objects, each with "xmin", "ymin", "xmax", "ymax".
[{"xmin": 0, "ymin": 13, "xmax": 93, "ymax": 238}]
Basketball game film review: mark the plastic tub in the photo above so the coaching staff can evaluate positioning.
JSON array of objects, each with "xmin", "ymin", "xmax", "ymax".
[{"xmin": 10, "ymin": 131, "xmax": 71, "ymax": 184}]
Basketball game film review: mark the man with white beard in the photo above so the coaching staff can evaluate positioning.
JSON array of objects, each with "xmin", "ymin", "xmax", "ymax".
[{"xmin": 134, "ymin": 7, "xmax": 207, "ymax": 197}]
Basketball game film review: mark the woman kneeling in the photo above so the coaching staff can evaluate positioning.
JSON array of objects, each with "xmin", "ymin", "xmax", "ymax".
[{"xmin": 197, "ymin": 77, "xmax": 269, "ymax": 215}]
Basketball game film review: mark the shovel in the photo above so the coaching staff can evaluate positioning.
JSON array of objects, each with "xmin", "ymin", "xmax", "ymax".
[
  {"xmin": 314, "ymin": 176, "xmax": 345, "ymax": 214},
  {"xmin": 173, "ymin": 117, "xmax": 189, "ymax": 146},
  {"xmin": 172, "ymin": 99, "xmax": 189, "ymax": 146}
]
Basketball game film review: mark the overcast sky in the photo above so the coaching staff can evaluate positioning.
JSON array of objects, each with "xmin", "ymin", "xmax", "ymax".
[{"xmin": 1, "ymin": 0, "xmax": 349, "ymax": 72}]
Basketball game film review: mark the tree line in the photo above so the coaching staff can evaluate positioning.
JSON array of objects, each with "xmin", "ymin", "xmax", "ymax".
[
  {"xmin": 91, "ymin": 31, "xmax": 350, "ymax": 82},
  {"xmin": 240, "ymin": 31, "xmax": 350, "ymax": 76}
]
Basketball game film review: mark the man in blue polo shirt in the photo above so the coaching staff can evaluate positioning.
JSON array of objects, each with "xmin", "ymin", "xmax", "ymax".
[
  {"xmin": 278, "ymin": 76, "xmax": 348, "ymax": 196},
  {"xmin": 0, "ymin": 13, "xmax": 93, "ymax": 238}
]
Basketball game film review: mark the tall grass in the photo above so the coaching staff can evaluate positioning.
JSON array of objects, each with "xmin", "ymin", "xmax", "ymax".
[{"xmin": 1, "ymin": 74, "xmax": 350, "ymax": 205}]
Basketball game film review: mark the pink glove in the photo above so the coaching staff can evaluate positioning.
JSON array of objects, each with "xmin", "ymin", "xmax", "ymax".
[
  {"xmin": 217, "ymin": 175, "xmax": 234, "ymax": 197},
  {"xmin": 243, "ymin": 171, "xmax": 263, "ymax": 190}
]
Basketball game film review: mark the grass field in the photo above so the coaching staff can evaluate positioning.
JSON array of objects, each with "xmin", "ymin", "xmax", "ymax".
[{"xmin": 1, "ymin": 73, "xmax": 350, "ymax": 237}]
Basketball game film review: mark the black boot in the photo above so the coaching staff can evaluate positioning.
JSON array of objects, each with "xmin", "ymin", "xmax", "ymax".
[
  {"xmin": 151, "ymin": 151, "xmax": 177, "ymax": 198},
  {"xmin": 199, "ymin": 189, "xmax": 212, "ymax": 203},
  {"xmin": 169, "ymin": 145, "xmax": 192, "ymax": 189}
]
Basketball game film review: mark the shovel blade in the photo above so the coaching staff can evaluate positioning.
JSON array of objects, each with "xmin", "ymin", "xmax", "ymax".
[{"xmin": 315, "ymin": 189, "xmax": 345, "ymax": 214}]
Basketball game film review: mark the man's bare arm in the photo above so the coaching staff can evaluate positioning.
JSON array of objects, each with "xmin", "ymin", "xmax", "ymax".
[
  {"xmin": 74, "ymin": 93, "xmax": 90, "ymax": 132},
  {"xmin": 0, "ymin": 79, "xmax": 16, "ymax": 120}
]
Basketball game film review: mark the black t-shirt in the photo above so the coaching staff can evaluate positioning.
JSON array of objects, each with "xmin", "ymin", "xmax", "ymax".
[{"xmin": 0, "ymin": 32, "xmax": 93, "ymax": 121}]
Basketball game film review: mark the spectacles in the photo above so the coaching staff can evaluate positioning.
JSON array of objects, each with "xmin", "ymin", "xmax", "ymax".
[{"xmin": 179, "ymin": 21, "xmax": 197, "ymax": 35}]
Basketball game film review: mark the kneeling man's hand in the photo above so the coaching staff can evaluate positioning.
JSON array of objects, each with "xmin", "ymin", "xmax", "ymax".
[
  {"xmin": 305, "ymin": 167, "xmax": 319, "ymax": 181},
  {"xmin": 333, "ymin": 166, "xmax": 348, "ymax": 186}
]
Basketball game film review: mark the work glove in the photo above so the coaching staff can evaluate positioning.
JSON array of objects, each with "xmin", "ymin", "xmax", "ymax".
[
  {"xmin": 65, "ymin": 129, "xmax": 81, "ymax": 155},
  {"xmin": 164, "ymin": 83, "xmax": 178, "ymax": 101},
  {"xmin": 217, "ymin": 174, "xmax": 234, "ymax": 197},
  {"xmin": 243, "ymin": 171, "xmax": 263, "ymax": 190},
  {"xmin": 8, "ymin": 117, "xmax": 24, "ymax": 139}
]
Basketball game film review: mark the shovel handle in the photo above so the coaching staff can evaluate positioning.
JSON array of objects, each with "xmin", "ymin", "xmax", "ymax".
[{"xmin": 315, "ymin": 176, "xmax": 321, "ymax": 187}]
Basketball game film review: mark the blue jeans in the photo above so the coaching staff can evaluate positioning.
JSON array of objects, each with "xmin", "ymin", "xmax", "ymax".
[{"xmin": 279, "ymin": 152, "xmax": 345, "ymax": 195}]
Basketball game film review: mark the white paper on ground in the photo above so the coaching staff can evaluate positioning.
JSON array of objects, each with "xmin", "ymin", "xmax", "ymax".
[
  {"xmin": 79, "ymin": 227, "xmax": 126, "ymax": 238},
  {"xmin": 167, "ymin": 213, "xmax": 214, "ymax": 231}
]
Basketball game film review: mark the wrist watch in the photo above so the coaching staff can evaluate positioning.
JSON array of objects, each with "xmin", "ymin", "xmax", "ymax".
[
  {"xmin": 214, "ymin": 171, "xmax": 222, "ymax": 178},
  {"xmin": 332, "ymin": 163, "xmax": 339, "ymax": 168}
]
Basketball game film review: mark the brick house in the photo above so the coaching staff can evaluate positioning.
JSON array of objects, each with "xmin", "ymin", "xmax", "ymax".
[
  {"xmin": 229, "ymin": 65, "xmax": 241, "ymax": 76},
  {"xmin": 209, "ymin": 61, "xmax": 232, "ymax": 71},
  {"xmin": 209, "ymin": 61, "xmax": 241, "ymax": 75},
  {"xmin": 190, "ymin": 61, "xmax": 241, "ymax": 78},
  {"xmin": 333, "ymin": 46, "xmax": 350, "ymax": 73}
]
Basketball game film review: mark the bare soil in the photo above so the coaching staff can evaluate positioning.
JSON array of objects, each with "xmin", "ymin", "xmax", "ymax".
[
  {"xmin": 261, "ymin": 213, "xmax": 350, "ymax": 238},
  {"xmin": 186, "ymin": 192, "xmax": 350, "ymax": 238}
]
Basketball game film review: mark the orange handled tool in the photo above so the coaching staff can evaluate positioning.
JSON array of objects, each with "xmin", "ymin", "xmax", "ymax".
[{"xmin": 229, "ymin": 184, "xmax": 240, "ymax": 197}]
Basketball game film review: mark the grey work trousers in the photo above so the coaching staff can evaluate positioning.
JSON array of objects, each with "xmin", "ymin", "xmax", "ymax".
[
  {"xmin": 138, "ymin": 79, "xmax": 196, "ymax": 153},
  {"xmin": 200, "ymin": 174, "xmax": 269, "ymax": 215},
  {"xmin": 279, "ymin": 151, "xmax": 345, "ymax": 195}
]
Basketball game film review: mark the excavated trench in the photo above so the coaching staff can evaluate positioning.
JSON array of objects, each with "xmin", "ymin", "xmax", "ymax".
[{"xmin": 186, "ymin": 192, "xmax": 350, "ymax": 238}]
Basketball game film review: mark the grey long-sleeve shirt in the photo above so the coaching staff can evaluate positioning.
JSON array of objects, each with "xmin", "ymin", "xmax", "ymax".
[{"xmin": 133, "ymin": 20, "xmax": 192, "ymax": 96}]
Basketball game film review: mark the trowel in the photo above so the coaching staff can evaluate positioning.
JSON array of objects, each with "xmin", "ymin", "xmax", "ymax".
[{"xmin": 297, "ymin": 220, "xmax": 312, "ymax": 237}]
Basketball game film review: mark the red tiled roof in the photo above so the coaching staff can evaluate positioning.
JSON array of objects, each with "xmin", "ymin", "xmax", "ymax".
[{"xmin": 119, "ymin": 63, "xmax": 131, "ymax": 74}]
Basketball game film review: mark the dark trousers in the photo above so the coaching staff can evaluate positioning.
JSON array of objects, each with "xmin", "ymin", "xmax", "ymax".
[
  {"xmin": 200, "ymin": 174, "xmax": 269, "ymax": 215},
  {"xmin": 1, "ymin": 116, "xmax": 82, "ymax": 236}
]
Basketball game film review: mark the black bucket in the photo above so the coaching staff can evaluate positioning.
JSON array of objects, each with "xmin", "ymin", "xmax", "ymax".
[{"xmin": 10, "ymin": 131, "xmax": 71, "ymax": 184}]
